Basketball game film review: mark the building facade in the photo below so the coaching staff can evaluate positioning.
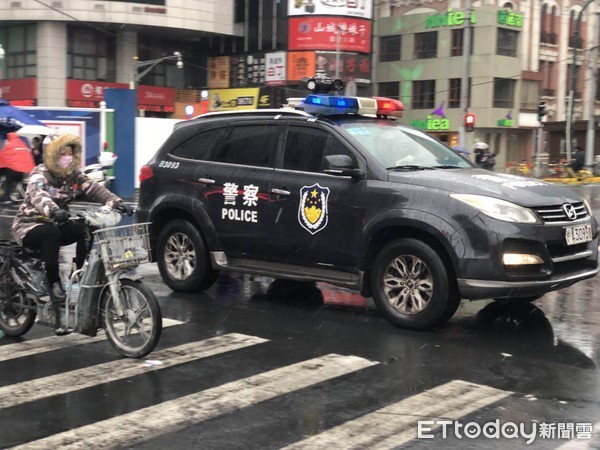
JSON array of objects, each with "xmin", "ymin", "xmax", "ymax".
[
  {"xmin": 1, "ymin": 0, "xmax": 599, "ymax": 167},
  {"xmin": 0, "ymin": 0, "xmax": 235, "ymax": 114},
  {"xmin": 375, "ymin": 0, "xmax": 600, "ymax": 168}
]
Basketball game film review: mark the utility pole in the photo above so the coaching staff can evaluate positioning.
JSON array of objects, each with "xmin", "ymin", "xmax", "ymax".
[
  {"xmin": 459, "ymin": 0, "xmax": 473, "ymax": 149},
  {"xmin": 567, "ymin": 0, "xmax": 596, "ymax": 161},
  {"xmin": 585, "ymin": 12, "xmax": 599, "ymax": 169},
  {"xmin": 335, "ymin": 24, "xmax": 342, "ymax": 80}
]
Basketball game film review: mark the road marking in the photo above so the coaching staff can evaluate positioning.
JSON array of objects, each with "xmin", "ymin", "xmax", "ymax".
[
  {"xmin": 282, "ymin": 379, "xmax": 512, "ymax": 450},
  {"xmin": 0, "ymin": 332, "xmax": 267, "ymax": 410},
  {"xmin": 11, "ymin": 354, "xmax": 378, "ymax": 450},
  {"xmin": 0, "ymin": 318, "xmax": 183, "ymax": 363}
]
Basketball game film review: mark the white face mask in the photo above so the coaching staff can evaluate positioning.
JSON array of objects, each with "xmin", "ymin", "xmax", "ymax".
[{"xmin": 58, "ymin": 155, "xmax": 73, "ymax": 169}]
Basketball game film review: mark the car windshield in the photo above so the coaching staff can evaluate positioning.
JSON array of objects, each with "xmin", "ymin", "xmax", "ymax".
[{"xmin": 341, "ymin": 122, "xmax": 473, "ymax": 170}]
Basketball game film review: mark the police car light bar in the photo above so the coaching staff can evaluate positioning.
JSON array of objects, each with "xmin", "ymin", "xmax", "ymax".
[
  {"xmin": 373, "ymin": 97, "xmax": 405, "ymax": 118},
  {"xmin": 288, "ymin": 94, "xmax": 405, "ymax": 118}
]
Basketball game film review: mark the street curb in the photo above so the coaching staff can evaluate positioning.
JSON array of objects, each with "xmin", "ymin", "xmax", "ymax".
[{"xmin": 542, "ymin": 177, "xmax": 600, "ymax": 185}]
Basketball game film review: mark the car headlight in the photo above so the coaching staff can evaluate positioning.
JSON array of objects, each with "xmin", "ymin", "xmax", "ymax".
[
  {"xmin": 450, "ymin": 194, "xmax": 539, "ymax": 223},
  {"xmin": 582, "ymin": 198, "xmax": 593, "ymax": 215}
]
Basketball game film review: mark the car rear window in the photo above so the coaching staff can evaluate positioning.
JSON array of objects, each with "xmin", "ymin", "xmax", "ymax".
[
  {"xmin": 170, "ymin": 128, "xmax": 226, "ymax": 161},
  {"xmin": 214, "ymin": 124, "xmax": 279, "ymax": 168}
]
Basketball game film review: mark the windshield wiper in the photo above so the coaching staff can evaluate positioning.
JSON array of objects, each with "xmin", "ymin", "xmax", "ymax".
[
  {"xmin": 431, "ymin": 165, "xmax": 463, "ymax": 169},
  {"xmin": 386, "ymin": 165, "xmax": 433, "ymax": 171}
]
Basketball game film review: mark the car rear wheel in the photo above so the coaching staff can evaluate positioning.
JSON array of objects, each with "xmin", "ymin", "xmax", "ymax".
[
  {"xmin": 371, "ymin": 238, "xmax": 457, "ymax": 330},
  {"xmin": 156, "ymin": 219, "xmax": 219, "ymax": 293}
]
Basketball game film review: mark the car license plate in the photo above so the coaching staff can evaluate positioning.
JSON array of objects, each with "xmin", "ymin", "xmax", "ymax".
[{"xmin": 565, "ymin": 223, "xmax": 593, "ymax": 246}]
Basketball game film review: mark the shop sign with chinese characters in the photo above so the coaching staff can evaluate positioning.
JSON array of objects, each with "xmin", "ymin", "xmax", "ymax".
[
  {"xmin": 288, "ymin": 0, "xmax": 373, "ymax": 19},
  {"xmin": 289, "ymin": 17, "xmax": 372, "ymax": 53},
  {"xmin": 230, "ymin": 54, "xmax": 265, "ymax": 88},
  {"xmin": 265, "ymin": 52, "xmax": 287, "ymax": 86}
]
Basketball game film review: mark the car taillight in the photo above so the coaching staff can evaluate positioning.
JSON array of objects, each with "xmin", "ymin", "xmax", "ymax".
[{"xmin": 139, "ymin": 165, "xmax": 153, "ymax": 183}]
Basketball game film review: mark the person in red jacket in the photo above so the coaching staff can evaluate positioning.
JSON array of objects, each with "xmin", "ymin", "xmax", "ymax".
[{"xmin": 0, "ymin": 132, "xmax": 35, "ymax": 204}]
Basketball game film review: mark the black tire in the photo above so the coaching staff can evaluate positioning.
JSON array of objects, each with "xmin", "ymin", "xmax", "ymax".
[
  {"xmin": 0, "ymin": 288, "xmax": 36, "ymax": 337},
  {"xmin": 371, "ymin": 238, "xmax": 455, "ymax": 330},
  {"xmin": 156, "ymin": 219, "xmax": 219, "ymax": 293},
  {"xmin": 101, "ymin": 279, "xmax": 162, "ymax": 358}
]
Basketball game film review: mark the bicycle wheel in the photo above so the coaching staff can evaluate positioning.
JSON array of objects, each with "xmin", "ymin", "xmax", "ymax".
[
  {"xmin": 0, "ymin": 285, "xmax": 36, "ymax": 337},
  {"xmin": 100, "ymin": 279, "xmax": 162, "ymax": 358}
]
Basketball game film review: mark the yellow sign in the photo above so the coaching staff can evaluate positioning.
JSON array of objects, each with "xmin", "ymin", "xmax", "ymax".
[{"xmin": 209, "ymin": 88, "xmax": 260, "ymax": 111}]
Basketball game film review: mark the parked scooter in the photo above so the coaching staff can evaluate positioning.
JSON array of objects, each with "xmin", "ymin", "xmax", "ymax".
[{"xmin": 82, "ymin": 152, "xmax": 118, "ymax": 189}]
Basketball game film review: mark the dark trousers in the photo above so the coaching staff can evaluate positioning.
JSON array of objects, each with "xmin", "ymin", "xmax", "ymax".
[
  {"xmin": 22, "ymin": 222, "xmax": 91, "ymax": 284},
  {"xmin": 0, "ymin": 168, "xmax": 24, "ymax": 201}
]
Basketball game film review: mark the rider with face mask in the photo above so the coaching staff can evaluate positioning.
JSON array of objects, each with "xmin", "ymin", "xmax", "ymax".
[{"xmin": 11, "ymin": 133, "xmax": 133, "ymax": 305}]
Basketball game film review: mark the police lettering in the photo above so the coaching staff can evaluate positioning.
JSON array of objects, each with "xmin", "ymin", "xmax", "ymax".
[{"xmin": 222, "ymin": 208, "xmax": 258, "ymax": 223}]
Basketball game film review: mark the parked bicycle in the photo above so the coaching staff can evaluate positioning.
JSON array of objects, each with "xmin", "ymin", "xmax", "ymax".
[{"xmin": 0, "ymin": 206, "xmax": 162, "ymax": 358}]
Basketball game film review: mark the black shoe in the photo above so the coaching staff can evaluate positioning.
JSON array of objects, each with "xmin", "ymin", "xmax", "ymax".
[{"xmin": 49, "ymin": 282, "xmax": 66, "ymax": 303}]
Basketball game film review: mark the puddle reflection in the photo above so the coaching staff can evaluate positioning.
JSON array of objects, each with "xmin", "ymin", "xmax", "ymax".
[{"xmin": 473, "ymin": 302, "xmax": 595, "ymax": 369}]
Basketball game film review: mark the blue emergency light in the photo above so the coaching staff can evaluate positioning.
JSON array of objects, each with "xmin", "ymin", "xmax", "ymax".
[{"xmin": 304, "ymin": 95, "xmax": 359, "ymax": 115}]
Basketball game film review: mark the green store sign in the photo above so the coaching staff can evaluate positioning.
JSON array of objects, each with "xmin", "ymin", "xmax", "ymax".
[
  {"xmin": 425, "ymin": 9, "xmax": 476, "ymax": 28},
  {"xmin": 497, "ymin": 118, "xmax": 514, "ymax": 127},
  {"xmin": 410, "ymin": 116, "xmax": 451, "ymax": 131},
  {"xmin": 497, "ymin": 10, "xmax": 523, "ymax": 27}
]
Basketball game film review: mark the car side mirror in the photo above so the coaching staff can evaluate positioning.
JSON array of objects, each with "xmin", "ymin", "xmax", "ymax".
[{"xmin": 323, "ymin": 155, "xmax": 363, "ymax": 179}]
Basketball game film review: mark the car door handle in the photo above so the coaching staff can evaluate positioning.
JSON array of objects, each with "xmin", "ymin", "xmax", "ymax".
[
  {"xmin": 271, "ymin": 188, "xmax": 291, "ymax": 196},
  {"xmin": 197, "ymin": 178, "xmax": 215, "ymax": 184}
]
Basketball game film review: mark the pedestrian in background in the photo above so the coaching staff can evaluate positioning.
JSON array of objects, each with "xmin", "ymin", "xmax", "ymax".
[
  {"xmin": 30, "ymin": 136, "xmax": 44, "ymax": 166},
  {"xmin": 474, "ymin": 142, "xmax": 496, "ymax": 170},
  {"xmin": 571, "ymin": 146, "xmax": 585, "ymax": 173},
  {"xmin": 0, "ymin": 132, "xmax": 35, "ymax": 204}
]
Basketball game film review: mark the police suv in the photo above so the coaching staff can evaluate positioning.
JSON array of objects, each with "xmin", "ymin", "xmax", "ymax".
[{"xmin": 137, "ymin": 84, "xmax": 599, "ymax": 330}]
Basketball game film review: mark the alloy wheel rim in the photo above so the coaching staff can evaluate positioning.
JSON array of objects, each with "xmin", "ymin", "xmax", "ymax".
[
  {"xmin": 164, "ymin": 232, "xmax": 196, "ymax": 281},
  {"xmin": 383, "ymin": 254, "xmax": 433, "ymax": 315}
]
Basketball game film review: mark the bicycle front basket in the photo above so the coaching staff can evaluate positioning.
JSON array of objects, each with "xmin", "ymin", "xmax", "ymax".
[{"xmin": 93, "ymin": 222, "xmax": 151, "ymax": 271}]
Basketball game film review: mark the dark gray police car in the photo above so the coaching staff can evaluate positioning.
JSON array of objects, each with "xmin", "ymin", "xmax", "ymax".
[{"xmin": 137, "ymin": 92, "xmax": 599, "ymax": 330}]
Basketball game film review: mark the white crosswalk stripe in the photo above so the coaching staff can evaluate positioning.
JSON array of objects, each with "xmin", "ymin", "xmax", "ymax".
[
  {"xmin": 282, "ymin": 380, "xmax": 512, "ymax": 450},
  {"xmin": 0, "ymin": 332, "xmax": 267, "ymax": 410},
  {"xmin": 0, "ymin": 325, "xmax": 527, "ymax": 450},
  {"xmin": 10, "ymin": 353, "xmax": 378, "ymax": 450},
  {"xmin": 0, "ymin": 318, "xmax": 184, "ymax": 363}
]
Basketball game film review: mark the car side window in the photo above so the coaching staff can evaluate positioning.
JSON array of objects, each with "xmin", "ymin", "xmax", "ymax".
[
  {"xmin": 283, "ymin": 126, "xmax": 356, "ymax": 173},
  {"xmin": 214, "ymin": 124, "xmax": 279, "ymax": 167},
  {"xmin": 170, "ymin": 128, "xmax": 226, "ymax": 161}
]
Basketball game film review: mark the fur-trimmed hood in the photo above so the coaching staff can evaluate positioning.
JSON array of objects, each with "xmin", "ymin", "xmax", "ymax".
[{"xmin": 43, "ymin": 133, "xmax": 82, "ymax": 178}]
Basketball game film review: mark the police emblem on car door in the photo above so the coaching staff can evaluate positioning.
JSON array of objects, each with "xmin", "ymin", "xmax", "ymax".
[{"xmin": 298, "ymin": 183, "xmax": 330, "ymax": 234}]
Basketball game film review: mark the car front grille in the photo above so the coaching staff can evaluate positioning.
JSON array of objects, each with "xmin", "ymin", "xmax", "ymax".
[{"xmin": 533, "ymin": 202, "xmax": 588, "ymax": 223}]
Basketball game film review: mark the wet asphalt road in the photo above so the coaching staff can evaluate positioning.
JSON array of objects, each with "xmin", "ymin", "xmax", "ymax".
[{"xmin": 0, "ymin": 185, "xmax": 600, "ymax": 449}]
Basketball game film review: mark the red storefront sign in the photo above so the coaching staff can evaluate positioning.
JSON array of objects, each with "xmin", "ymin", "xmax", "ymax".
[
  {"xmin": 66, "ymin": 79, "xmax": 175, "ymax": 112},
  {"xmin": 137, "ymin": 85, "xmax": 176, "ymax": 113},
  {"xmin": 0, "ymin": 78, "xmax": 37, "ymax": 104},
  {"xmin": 67, "ymin": 79, "xmax": 127, "ymax": 107},
  {"xmin": 289, "ymin": 17, "xmax": 371, "ymax": 53}
]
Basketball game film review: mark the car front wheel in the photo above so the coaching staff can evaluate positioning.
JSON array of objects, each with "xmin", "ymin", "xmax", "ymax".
[
  {"xmin": 371, "ymin": 238, "xmax": 458, "ymax": 330},
  {"xmin": 156, "ymin": 219, "xmax": 219, "ymax": 293}
]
